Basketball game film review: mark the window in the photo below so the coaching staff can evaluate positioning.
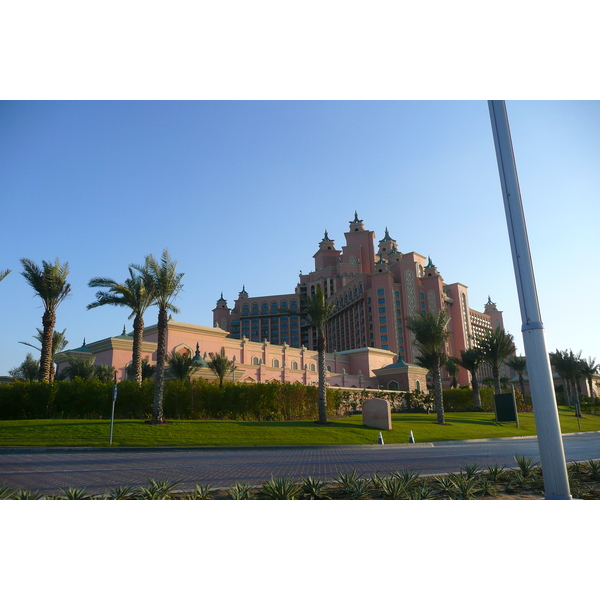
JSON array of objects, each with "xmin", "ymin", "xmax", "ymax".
[
  {"xmin": 291, "ymin": 361, "xmax": 299, "ymax": 370},
  {"xmin": 272, "ymin": 358, "xmax": 280, "ymax": 368},
  {"xmin": 377, "ymin": 288, "xmax": 385, "ymax": 295},
  {"xmin": 309, "ymin": 364, "xmax": 316, "ymax": 371},
  {"xmin": 251, "ymin": 357, "xmax": 260, "ymax": 365}
]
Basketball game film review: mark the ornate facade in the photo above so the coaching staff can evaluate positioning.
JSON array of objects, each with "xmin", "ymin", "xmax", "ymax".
[{"xmin": 214, "ymin": 214, "xmax": 506, "ymax": 387}]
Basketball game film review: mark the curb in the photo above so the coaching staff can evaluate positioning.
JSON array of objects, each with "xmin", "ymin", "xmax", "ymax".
[{"xmin": 0, "ymin": 431, "xmax": 597, "ymax": 455}]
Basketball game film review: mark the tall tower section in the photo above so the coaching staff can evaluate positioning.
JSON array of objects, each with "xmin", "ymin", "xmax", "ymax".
[
  {"xmin": 213, "ymin": 293, "xmax": 231, "ymax": 331},
  {"xmin": 339, "ymin": 212, "xmax": 376, "ymax": 279}
]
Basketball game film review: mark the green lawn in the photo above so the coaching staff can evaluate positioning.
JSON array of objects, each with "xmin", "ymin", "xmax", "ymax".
[{"xmin": 0, "ymin": 407, "xmax": 598, "ymax": 447}]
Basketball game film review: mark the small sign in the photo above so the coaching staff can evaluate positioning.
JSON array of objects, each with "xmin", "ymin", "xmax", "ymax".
[{"xmin": 494, "ymin": 389, "xmax": 519, "ymax": 427}]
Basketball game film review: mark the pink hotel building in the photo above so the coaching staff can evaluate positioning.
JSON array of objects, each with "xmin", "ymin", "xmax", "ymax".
[{"xmin": 57, "ymin": 214, "xmax": 506, "ymax": 391}]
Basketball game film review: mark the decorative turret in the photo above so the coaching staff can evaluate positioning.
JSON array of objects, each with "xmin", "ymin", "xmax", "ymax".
[
  {"xmin": 213, "ymin": 293, "xmax": 231, "ymax": 330},
  {"xmin": 349, "ymin": 211, "xmax": 365, "ymax": 232},
  {"xmin": 424, "ymin": 256, "xmax": 440, "ymax": 277},
  {"xmin": 313, "ymin": 229, "xmax": 341, "ymax": 271},
  {"xmin": 378, "ymin": 227, "xmax": 399, "ymax": 256},
  {"xmin": 216, "ymin": 293, "xmax": 228, "ymax": 309},
  {"xmin": 485, "ymin": 295, "xmax": 497, "ymax": 309},
  {"xmin": 191, "ymin": 342, "xmax": 208, "ymax": 368},
  {"xmin": 115, "ymin": 325, "xmax": 133, "ymax": 340},
  {"xmin": 238, "ymin": 285, "xmax": 249, "ymax": 299}
]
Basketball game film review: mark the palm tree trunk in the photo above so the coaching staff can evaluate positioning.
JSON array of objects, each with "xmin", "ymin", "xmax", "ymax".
[
  {"xmin": 40, "ymin": 310, "xmax": 55, "ymax": 383},
  {"xmin": 571, "ymin": 377, "xmax": 581, "ymax": 417},
  {"xmin": 492, "ymin": 365, "xmax": 502, "ymax": 396},
  {"xmin": 152, "ymin": 307, "xmax": 168, "ymax": 422},
  {"xmin": 317, "ymin": 331, "xmax": 327, "ymax": 424},
  {"xmin": 564, "ymin": 378, "xmax": 572, "ymax": 406},
  {"xmin": 132, "ymin": 314, "xmax": 144, "ymax": 384},
  {"xmin": 471, "ymin": 371, "xmax": 482, "ymax": 408},
  {"xmin": 433, "ymin": 364, "xmax": 445, "ymax": 425}
]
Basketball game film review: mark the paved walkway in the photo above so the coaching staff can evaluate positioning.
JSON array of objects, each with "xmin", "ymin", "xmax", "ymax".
[{"xmin": 1, "ymin": 431, "xmax": 599, "ymax": 495}]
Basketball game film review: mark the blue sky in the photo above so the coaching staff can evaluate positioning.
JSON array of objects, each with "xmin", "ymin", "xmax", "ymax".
[{"xmin": 1, "ymin": 100, "xmax": 598, "ymax": 374}]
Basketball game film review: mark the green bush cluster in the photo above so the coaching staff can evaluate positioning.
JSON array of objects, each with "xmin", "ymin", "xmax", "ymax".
[
  {"xmin": 0, "ymin": 379, "xmax": 345, "ymax": 421},
  {"xmin": 441, "ymin": 387, "xmax": 494, "ymax": 412}
]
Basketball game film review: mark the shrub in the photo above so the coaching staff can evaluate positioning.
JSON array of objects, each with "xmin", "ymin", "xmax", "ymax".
[{"xmin": 442, "ymin": 387, "xmax": 494, "ymax": 412}]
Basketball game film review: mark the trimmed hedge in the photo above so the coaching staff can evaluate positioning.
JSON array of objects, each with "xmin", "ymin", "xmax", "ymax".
[
  {"xmin": 1, "ymin": 380, "xmax": 527, "ymax": 421},
  {"xmin": 0, "ymin": 379, "xmax": 343, "ymax": 421},
  {"xmin": 442, "ymin": 388, "xmax": 494, "ymax": 412}
]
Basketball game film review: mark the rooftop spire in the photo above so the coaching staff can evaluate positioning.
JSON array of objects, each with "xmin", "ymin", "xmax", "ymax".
[{"xmin": 379, "ymin": 227, "xmax": 396, "ymax": 243}]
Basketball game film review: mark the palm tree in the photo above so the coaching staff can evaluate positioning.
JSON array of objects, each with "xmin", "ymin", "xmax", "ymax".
[
  {"xmin": 445, "ymin": 357, "xmax": 460, "ymax": 388},
  {"xmin": 551, "ymin": 349, "xmax": 584, "ymax": 415},
  {"xmin": 19, "ymin": 328, "xmax": 68, "ymax": 383},
  {"xmin": 580, "ymin": 356, "xmax": 598, "ymax": 398},
  {"xmin": 94, "ymin": 364, "xmax": 117, "ymax": 383},
  {"xmin": 88, "ymin": 266, "xmax": 155, "ymax": 384},
  {"xmin": 0, "ymin": 269, "xmax": 11, "ymax": 282},
  {"xmin": 477, "ymin": 327, "xmax": 515, "ymax": 395},
  {"xmin": 550, "ymin": 349, "xmax": 571, "ymax": 405},
  {"xmin": 207, "ymin": 347, "xmax": 235, "ymax": 387},
  {"xmin": 9, "ymin": 353, "xmax": 40, "ymax": 381},
  {"xmin": 457, "ymin": 347, "xmax": 484, "ymax": 408},
  {"xmin": 284, "ymin": 284, "xmax": 335, "ymax": 424},
  {"xmin": 135, "ymin": 249, "xmax": 184, "ymax": 423},
  {"xmin": 58, "ymin": 356, "xmax": 97, "ymax": 380},
  {"xmin": 406, "ymin": 310, "xmax": 450, "ymax": 425},
  {"xmin": 167, "ymin": 349, "xmax": 201, "ymax": 381},
  {"xmin": 506, "ymin": 356, "xmax": 527, "ymax": 400},
  {"xmin": 20, "ymin": 258, "xmax": 71, "ymax": 382},
  {"xmin": 126, "ymin": 358, "xmax": 156, "ymax": 381}
]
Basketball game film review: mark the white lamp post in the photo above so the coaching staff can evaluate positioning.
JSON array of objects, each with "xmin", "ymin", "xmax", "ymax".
[{"xmin": 488, "ymin": 100, "xmax": 571, "ymax": 500}]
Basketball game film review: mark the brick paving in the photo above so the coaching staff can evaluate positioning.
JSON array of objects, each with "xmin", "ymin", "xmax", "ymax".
[{"xmin": 1, "ymin": 432, "xmax": 598, "ymax": 495}]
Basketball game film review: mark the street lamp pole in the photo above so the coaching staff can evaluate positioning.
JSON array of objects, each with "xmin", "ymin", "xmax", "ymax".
[{"xmin": 488, "ymin": 100, "xmax": 571, "ymax": 499}]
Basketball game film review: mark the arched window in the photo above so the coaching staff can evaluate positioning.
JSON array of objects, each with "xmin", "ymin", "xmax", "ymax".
[
  {"xmin": 415, "ymin": 380, "xmax": 421, "ymax": 392},
  {"xmin": 272, "ymin": 358, "xmax": 280, "ymax": 368},
  {"xmin": 326, "ymin": 365, "xmax": 332, "ymax": 372},
  {"xmin": 309, "ymin": 364, "xmax": 316, "ymax": 371},
  {"xmin": 388, "ymin": 380, "xmax": 399, "ymax": 391},
  {"xmin": 291, "ymin": 361, "xmax": 299, "ymax": 370},
  {"xmin": 251, "ymin": 356, "xmax": 261, "ymax": 366}
]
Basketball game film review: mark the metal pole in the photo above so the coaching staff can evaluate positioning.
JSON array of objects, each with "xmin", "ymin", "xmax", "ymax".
[
  {"xmin": 109, "ymin": 371, "xmax": 117, "ymax": 445},
  {"xmin": 488, "ymin": 100, "xmax": 571, "ymax": 499}
]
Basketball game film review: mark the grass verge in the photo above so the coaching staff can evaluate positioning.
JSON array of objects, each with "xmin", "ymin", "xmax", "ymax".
[{"xmin": 0, "ymin": 407, "xmax": 598, "ymax": 447}]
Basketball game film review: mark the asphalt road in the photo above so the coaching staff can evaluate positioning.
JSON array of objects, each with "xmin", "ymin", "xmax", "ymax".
[{"xmin": 1, "ymin": 431, "xmax": 599, "ymax": 495}]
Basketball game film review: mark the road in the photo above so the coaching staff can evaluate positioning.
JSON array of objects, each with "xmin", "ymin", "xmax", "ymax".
[{"xmin": 1, "ymin": 431, "xmax": 599, "ymax": 495}]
